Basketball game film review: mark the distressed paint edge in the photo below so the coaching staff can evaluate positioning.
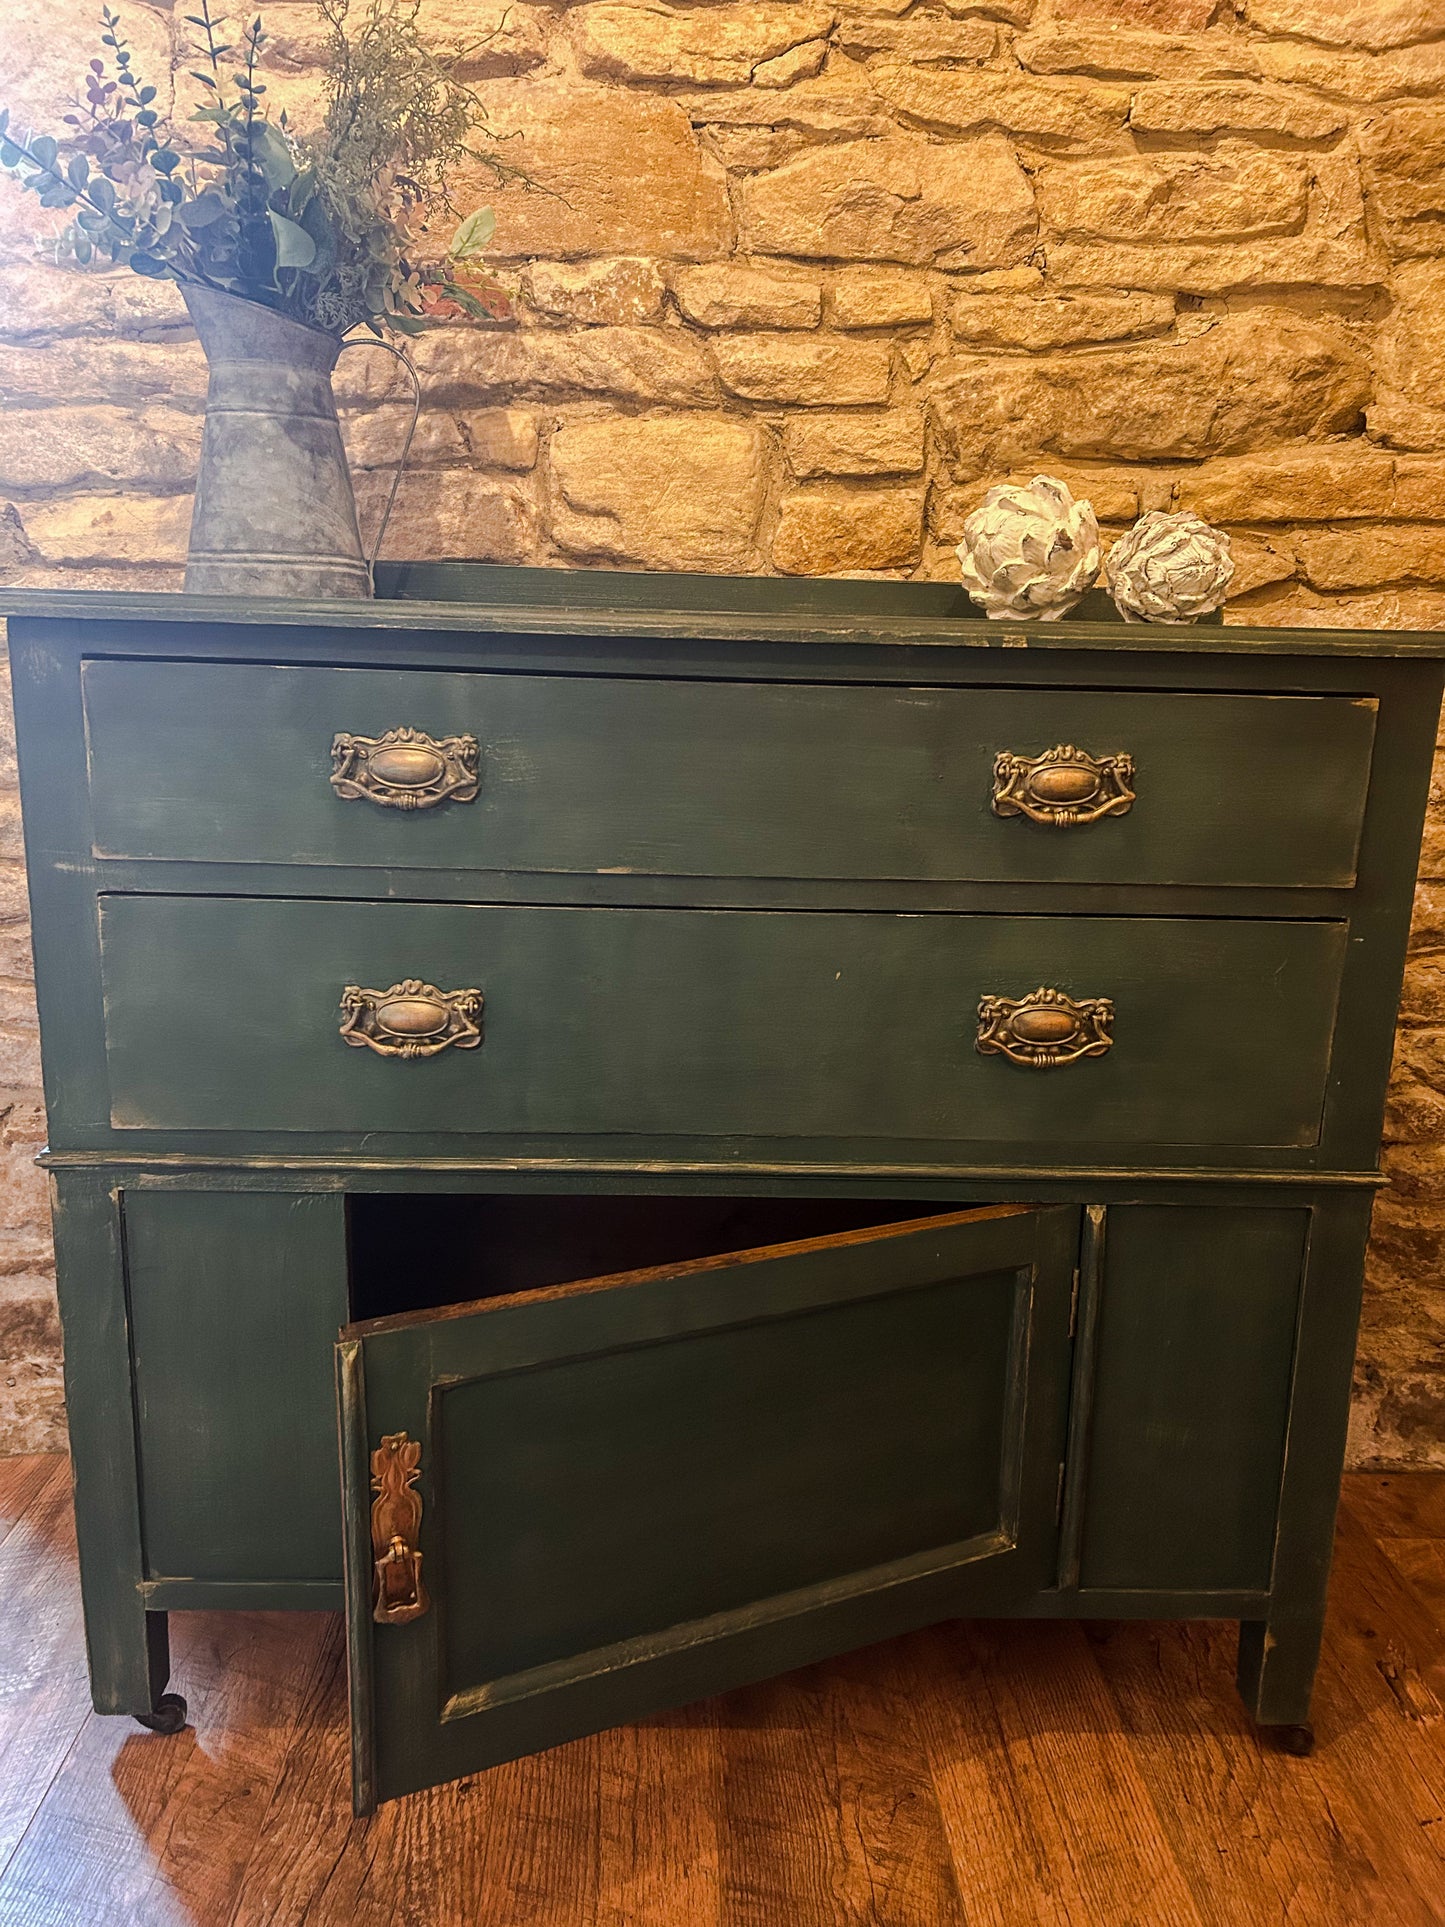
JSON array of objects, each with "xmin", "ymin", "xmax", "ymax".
[{"xmin": 336, "ymin": 1337, "xmax": 378, "ymax": 1817}]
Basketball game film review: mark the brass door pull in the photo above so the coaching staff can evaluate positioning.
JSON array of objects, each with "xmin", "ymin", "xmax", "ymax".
[
  {"xmin": 370, "ymin": 1432, "xmax": 428, "ymax": 1626},
  {"xmin": 340, "ymin": 981, "xmax": 484, "ymax": 1057},
  {"xmin": 331, "ymin": 728, "xmax": 479, "ymax": 809},
  {"xmin": 992, "ymin": 744, "xmax": 1134, "ymax": 826},
  {"xmin": 977, "ymin": 987, "xmax": 1114, "ymax": 1068}
]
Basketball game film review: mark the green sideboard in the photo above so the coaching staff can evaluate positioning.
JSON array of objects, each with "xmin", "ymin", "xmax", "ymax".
[{"xmin": 4, "ymin": 565, "xmax": 1441, "ymax": 1812}]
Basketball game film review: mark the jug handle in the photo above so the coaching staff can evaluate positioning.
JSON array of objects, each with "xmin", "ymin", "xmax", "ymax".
[{"xmin": 336, "ymin": 337, "xmax": 423, "ymax": 593}]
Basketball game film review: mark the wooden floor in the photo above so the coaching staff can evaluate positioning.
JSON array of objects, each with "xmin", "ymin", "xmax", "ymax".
[{"xmin": 0, "ymin": 1460, "xmax": 1442, "ymax": 1927}]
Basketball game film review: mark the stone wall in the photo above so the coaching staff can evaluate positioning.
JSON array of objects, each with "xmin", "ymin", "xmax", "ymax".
[{"xmin": 2, "ymin": 0, "xmax": 1444, "ymax": 1458}]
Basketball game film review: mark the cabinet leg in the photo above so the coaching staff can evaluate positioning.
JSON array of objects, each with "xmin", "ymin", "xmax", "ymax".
[
  {"xmin": 1237, "ymin": 1612, "xmax": 1323, "ymax": 1743},
  {"xmin": 84, "ymin": 1602, "xmax": 177, "ymax": 1725}
]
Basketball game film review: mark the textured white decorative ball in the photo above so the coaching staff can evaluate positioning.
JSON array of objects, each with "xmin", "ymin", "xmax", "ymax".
[
  {"xmin": 956, "ymin": 475, "xmax": 1101, "ymax": 621},
  {"xmin": 1105, "ymin": 509, "xmax": 1234, "ymax": 624}
]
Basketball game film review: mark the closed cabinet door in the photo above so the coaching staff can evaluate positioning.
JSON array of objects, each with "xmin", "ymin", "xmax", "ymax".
[{"xmin": 337, "ymin": 1201, "xmax": 1079, "ymax": 1810}]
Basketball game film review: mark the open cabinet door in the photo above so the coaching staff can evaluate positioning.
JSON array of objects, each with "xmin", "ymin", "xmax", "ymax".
[{"xmin": 336, "ymin": 1201, "xmax": 1079, "ymax": 1811}]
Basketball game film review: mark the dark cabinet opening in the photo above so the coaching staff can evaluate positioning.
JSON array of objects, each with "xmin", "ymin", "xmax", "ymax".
[{"xmin": 346, "ymin": 1191, "xmax": 971, "ymax": 1323}]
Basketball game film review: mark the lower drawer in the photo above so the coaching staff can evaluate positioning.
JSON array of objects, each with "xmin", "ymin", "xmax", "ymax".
[{"xmin": 97, "ymin": 896, "xmax": 1345, "ymax": 1149}]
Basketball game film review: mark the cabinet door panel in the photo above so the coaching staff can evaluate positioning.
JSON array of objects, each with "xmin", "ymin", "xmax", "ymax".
[
  {"xmin": 340, "ymin": 1203, "xmax": 1078, "ymax": 1810},
  {"xmin": 125, "ymin": 1190, "xmax": 347, "ymax": 1584},
  {"xmin": 1079, "ymin": 1205, "xmax": 1306, "ymax": 1594}
]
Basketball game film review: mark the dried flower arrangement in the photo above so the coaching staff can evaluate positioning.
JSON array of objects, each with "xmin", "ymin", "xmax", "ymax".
[{"xmin": 0, "ymin": 0, "xmax": 517, "ymax": 337}]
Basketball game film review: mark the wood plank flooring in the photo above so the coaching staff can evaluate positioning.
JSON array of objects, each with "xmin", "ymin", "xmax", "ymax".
[{"xmin": 0, "ymin": 1457, "xmax": 1440, "ymax": 1927}]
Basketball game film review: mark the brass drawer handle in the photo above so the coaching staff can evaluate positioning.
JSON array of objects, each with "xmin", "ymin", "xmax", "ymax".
[
  {"xmin": 992, "ymin": 744, "xmax": 1134, "ymax": 826},
  {"xmin": 339, "ymin": 980, "xmax": 484, "ymax": 1058},
  {"xmin": 330, "ymin": 727, "xmax": 479, "ymax": 810},
  {"xmin": 371, "ymin": 1432, "xmax": 429, "ymax": 1626},
  {"xmin": 977, "ymin": 987, "xmax": 1114, "ymax": 1068}
]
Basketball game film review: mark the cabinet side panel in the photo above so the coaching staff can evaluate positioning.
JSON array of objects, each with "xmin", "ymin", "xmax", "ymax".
[
  {"xmin": 1078, "ymin": 1204, "xmax": 1308, "ymax": 1593},
  {"xmin": 124, "ymin": 1190, "xmax": 347, "ymax": 1584}
]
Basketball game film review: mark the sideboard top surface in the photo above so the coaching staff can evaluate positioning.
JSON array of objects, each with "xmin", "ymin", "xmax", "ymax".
[{"xmin": 2, "ymin": 563, "xmax": 1444, "ymax": 658}]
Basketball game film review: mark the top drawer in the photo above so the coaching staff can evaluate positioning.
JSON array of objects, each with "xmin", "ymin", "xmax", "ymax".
[{"xmin": 82, "ymin": 659, "xmax": 1376, "ymax": 889}]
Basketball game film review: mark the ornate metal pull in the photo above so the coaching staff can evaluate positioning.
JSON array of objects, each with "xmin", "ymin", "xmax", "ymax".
[
  {"xmin": 992, "ymin": 744, "xmax": 1134, "ymax": 827},
  {"xmin": 330, "ymin": 727, "xmax": 479, "ymax": 810},
  {"xmin": 340, "ymin": 981, "xmax": 483, "ymax": 1058},
  {"xmin": 977, "ymin": 987, "xmax": 1114, "ymax": 1068},
  {"xmin": 371, "ymin": 1432, "xmax": 428, "ymax": 1626}
]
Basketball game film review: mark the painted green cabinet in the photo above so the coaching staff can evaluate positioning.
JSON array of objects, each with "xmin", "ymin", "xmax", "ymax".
[{"xmin": 5, "ymin": 564, "xmax": 1440, "ymax": 1810}]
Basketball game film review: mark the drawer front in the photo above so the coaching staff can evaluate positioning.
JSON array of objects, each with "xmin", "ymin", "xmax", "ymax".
[
  {"xmin": 83, "ymin": 660, "xmax": 1376, "ymax": 888},
  {"xmin": 98, "ymin": 896, "xmax": 1345, "ymax": 1149}
]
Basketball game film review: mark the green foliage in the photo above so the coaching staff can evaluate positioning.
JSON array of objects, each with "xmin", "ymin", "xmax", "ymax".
[{"xmin": 0, "ymin": 0, "xmax": 516, "ymax": 336}]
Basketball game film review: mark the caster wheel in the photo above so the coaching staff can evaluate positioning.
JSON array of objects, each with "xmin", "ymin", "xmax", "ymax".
[
  {"xmin": 134, "ymin": 1693, "xmax": 188, "ymax": 1736},
  {"xmin": 1273, "ymin": 1722, "xmax": 1315, "ymax": 1758}
]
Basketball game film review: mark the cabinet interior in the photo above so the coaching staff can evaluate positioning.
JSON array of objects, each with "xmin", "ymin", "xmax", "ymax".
[{"xmin": 346, "ymin": 1192, "xmax": 963, "ymax": 1323}]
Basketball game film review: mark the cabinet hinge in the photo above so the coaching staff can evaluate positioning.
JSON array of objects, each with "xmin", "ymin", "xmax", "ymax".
[{"xmin": 1069, "ymin": 1267, "xmax": 1080, "ymax": 1339}]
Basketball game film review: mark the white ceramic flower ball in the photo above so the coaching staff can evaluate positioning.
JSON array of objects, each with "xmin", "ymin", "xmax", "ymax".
[
  {"xmin": 1105, "ymin": 509, "xmax": 1234, "ymax": 624},
  {"xmin": 956, "ymin": 475, "xmax": 1102, "ymax": 621}
]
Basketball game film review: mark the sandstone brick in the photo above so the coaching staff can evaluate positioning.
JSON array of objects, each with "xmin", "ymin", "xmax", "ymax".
[
  {"xmin": 1369, "ymin": 393, "xmax": 1445, "ymax": 454},
  {"xmin": 1046, "ymin": 231, "xmax": 1382, "ymax": 296},
  {"xmin": 548, "ymin": 416, "xmax": 766, "ymax": 569},
  {"xmin": 1243, "ymin": 0, "xmax": 1442, "ymax": 52},
  {"xmin": 1361, "ymin": 106, "xmax": 1445, "ymax": 260},
  {"xmin": 934, "ymin": 467, "xmax": 1142, "ymax": 531},
  {"xmin": 18, "ymin": 493, "xmax": 192, "ymax": 568},
  {"xmin": 1129, "ymin": 82, "xmax": 1348, "ymax": 140},
  {"xmin": 0, "ymin": 794, "xmax": 26, "ymax": 864},
  {"xmin": 783, "ymin": 409, "xmax": 927, "ymax": 477},
  {"xmin": 1392, "ymin": 458, "xmax": 1445, "ymax": 520},
  {"xmin": 932, "ymin": 311, "xmax": 1369, "ymax": 475},
  {"xmin": 359, "ymin": 471, "xmax": 538, "ymax": 565},
  {"xmin": 1226, "ymin": 581, "xmax": 1445, "ymax": 631},
  {"xmin": 0, "ymin": 266, "xmax": 189, "ymax": 342},
  {"xmin": 1394, "ymin": 1096, "xmax": 1445, "ymax": 1188},
  {"xmin": 957, "ymin": 266, "xmax": 1045, "ymax": 293},
  {"xmin": 773, "ymin": 486, "xmax": 924, "ymax": 573},
  {"xmin": 1253, "ymin": 36, "xmax": 1445, "ymax": 103},
  {"xmin": 413, "ymin": 326, "xmax": 717, "ymax": 406},
  {"xmin": 1383, "ymin": 1072, "xmax": 1445, "ymax": 1144},
  {"xmin": 0, "ymin": 340, "xmax": 208, "ymax": 406},
  {"xmin": 1035, "ymin": 150, "xmax": 1310, "ymax": 247},
  {"xmin": 713, "ymin": 335, "xmax": 892, "ymax": 405},
  {"xmin": 1220, "ymin": 533, "xmax": 1298, "ymax": 600},
  {"xmin": 739, "ymin": 135, "xmax": 1036, "ymax": 267},
  {"xmin": 1174, "ymin": 446, "xmax": 1396, "ymax": 523},
  {"xmin": 525, "ymin": 259, "xmax": 667, "ymax": 327},
  {"xmin": 867, "ymin": 55, "xmax": 1130, "ymax": 142},
  {"xmin": 342, "ymin": 407, "xmax": 540, "ymax": 473},
  {"xmin": 0, "ymin": 926, "xmax": 35, "ymax": 985},
  {"xmin": 677, "ymin": 64, "xmax": 892, "ymax": 141},
  {"xmin": 1056, "ymin": 0, "xmax": 1216, "ymax": 24},
  {"xmin": 1017, "ymin": 24, "xmax": 1260, "ymax": 80},
  {"xmin": 260, "ymin": 0, "xmax": 548, "ymax": 77},
  {"xmin": 949, "ymin": 290, "xmax": 1174, "ymax": 350},
  {"xmin": 828, "ymin": 269, "xmax": 933, "ymax": 329},
  {"xmin": 939, "ymin": 0, "xmax": 1034, "ymax": 21},
  {"xmin": 834, "ymin": 12, "xmax": 996, "ymax": 61},
  {"xmin": 753, "ymin": 40, "xmax": 831, "ymax": 87},
  {"xmin": 1408, "ymin": 881, "xmax": 1445, "ymax": 950},
  {"xmin": 1297, "ymin": 525, "xmax": 1445, "ymax": 592},
  {"xmin": 672, "ymin": 264, "xmax": 823, "ymax": 329},
  {"xmin": 0, "ymin": 407, "xmax": 201, "ymax": 494},
  {"xmin": 572, "ymin": 2, "xmax": 836, "ymax": 85},
  {"xmin": 0, "ymin": 1370, "xmax": 66, "ymax": 1455},
  {"xmin": 456, "ymin": 83, "xmax": 729, "ymax": 262},
  {"xmin": 0, "ymin": 1027, "xmax": 42, "ymax": 1092}
]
